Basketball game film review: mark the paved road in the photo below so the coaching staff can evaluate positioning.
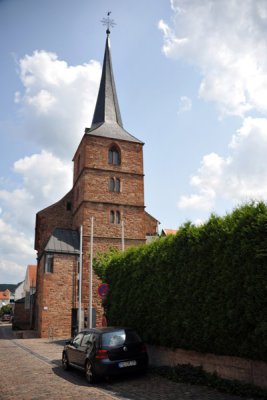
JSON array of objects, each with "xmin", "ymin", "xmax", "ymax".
[{"xmin": 0, "ymin": 324, "xmax": 245, "ymax": 400}]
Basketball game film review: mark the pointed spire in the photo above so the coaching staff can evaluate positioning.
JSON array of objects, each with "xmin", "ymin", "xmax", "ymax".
[{"xmin": 91, "ymin": 31, "xmax": 123, "ymax": 128}]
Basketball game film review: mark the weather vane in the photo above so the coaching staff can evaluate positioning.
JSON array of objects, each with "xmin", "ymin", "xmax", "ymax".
[{"xmin": 101, "ymin": 11, "xmax": 116, "ymax": 35}]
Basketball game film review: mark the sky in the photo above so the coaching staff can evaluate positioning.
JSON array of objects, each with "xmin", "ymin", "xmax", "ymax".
[{"xmin": 1, "ymin": 0, "xmax": 267, "ymax": 284}]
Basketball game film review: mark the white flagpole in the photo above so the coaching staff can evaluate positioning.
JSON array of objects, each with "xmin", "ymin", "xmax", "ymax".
[
  {"xmin": 89, "ymin": 216, "xmax": 94, "ymax": 328},
  {"xmin": 121, "ymin": 220, "xmax": 124, "ymax": 251},
  {"xmin": 78, "ymin": 225, "xmax": 83, "ymax": 332}
]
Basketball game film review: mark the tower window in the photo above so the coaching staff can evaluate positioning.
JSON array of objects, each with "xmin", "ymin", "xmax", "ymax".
[
  {"xmin": 109, "ymin": 146, "xmax": 120, "ymax": 165},
  {"xmin": 77, "ymin": 154, "xmax": 80, "ymax": 173},
  {"xmin": 116, "ymin": 211, "xmax": 120, "ymax": 224},
  {"xmin": 45, "ymin": 254, "xmax": 54, "ymax": 273},
  {"xmin": 110, "ymin": 210, "xmax": 114, "ymax": 224},
  {"xmin": 116, "ymin": 178, "xmax": 120, "ymax": 193},
  {"xmin": 110, "ymin": 178, "xmax": 115, "ymax": 192}
]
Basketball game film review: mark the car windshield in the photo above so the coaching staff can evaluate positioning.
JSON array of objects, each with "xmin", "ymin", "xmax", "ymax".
[{"xmin": 101, "ymin": 330, "xmax": 142, "ymax": 347}]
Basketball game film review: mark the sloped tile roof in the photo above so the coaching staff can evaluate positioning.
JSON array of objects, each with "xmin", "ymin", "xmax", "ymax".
[
  {"xmin": 45, "ymin": 228, "xmax": 80, "ymax": 254},
  {"xmin": 162, "ymin": 229, "xmax": 178, "ymax": 235},
  {"xmin": 0, "ymin": 289, "xmax": 10, "ymax": 300}
]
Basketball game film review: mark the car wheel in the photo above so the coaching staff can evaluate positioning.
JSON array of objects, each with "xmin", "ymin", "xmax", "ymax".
[
  {"xmin": 62, "ymin": 352, "xmax": 70, "ymax": 371},
  {"xmin": 85, "ymin": 360, "xmax": 96, "ymax": 384}
]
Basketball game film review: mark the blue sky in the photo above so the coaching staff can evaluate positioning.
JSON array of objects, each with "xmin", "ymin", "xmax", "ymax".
[{"xmin": 1, "ymin": 0, "xmax": 267, "ymax": 283}]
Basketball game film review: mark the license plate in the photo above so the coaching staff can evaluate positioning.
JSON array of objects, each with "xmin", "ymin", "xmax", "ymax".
[{"xmin": 118, "ymin": 360, "xmax": 137, "ymax": 368}]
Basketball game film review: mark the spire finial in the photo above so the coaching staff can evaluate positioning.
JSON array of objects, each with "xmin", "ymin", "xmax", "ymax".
[{"xmin": 101, "ymin": 11, "xmax": 116, "ymax": 35}]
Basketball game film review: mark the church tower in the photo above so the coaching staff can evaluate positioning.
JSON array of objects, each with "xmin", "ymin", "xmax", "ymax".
[
  {"xmin": 72, "ymin": 29, "xmax": 146, "ymax": 327},
  {"xmin": 34, "ymin": 29, "xmax": 158, "ymax": 337},
  {"xmin": 72, "ymin": 30, "xmax": 146, "ymax": 252}
]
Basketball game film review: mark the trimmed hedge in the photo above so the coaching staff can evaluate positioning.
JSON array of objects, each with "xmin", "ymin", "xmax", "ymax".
[{"xmin": 94, "ymin": 202, "xmax": 267, "ymax": 361}]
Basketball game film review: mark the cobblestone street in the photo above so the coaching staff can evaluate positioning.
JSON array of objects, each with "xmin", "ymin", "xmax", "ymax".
[{"xmin": 0, "ymin": 324, "xmax": 245, "ymax": 400}]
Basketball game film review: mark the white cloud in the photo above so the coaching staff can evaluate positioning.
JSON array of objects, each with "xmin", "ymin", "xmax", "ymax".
[
  {"xmin": 159, "ymin": 0, "xmax": 267, "ymax": 116},
  {"xmin": 15, "ymin": 50, "xmax": 101, "ymax": 159},
  {"xmin": 1, "ymin": 49, "xmax": 100, "ymax": 284},
  {"xmin": 178, "ymin": 96, "xmax": 192, "ymax": 114},
  {"xmin": 0, "ymin": 218, "xmax": 35, "ymax": 284},
  {"xmin": 178, "ymin": 117, "xmax": 267, "ymax": 210},
  {"xmin": 0, "ymin": 150, "xmax": 72, "ymax": 283},
  {"xmin": 0, "ymin": 150, "xmax": 72, "ymax": 234}
]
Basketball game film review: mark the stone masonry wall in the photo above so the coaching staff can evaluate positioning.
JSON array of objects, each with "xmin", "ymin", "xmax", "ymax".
[{"xmin": 147, "ymin": 345, "xmax": 267, "ymax": 390}]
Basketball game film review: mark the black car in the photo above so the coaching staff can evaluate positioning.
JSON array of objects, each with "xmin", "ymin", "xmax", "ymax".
[{"xmin": 62, "ymin": 327, "xmax": 148, "ymax": 383}]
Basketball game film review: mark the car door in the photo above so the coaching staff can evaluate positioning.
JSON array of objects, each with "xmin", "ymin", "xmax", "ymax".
[
  {"xmin": 75, "ymin": 332, "xmax": 93, "ymax": 367},
  {"xmin": 67, "ymin": 332, "xmax": 84, "ymax": 365}
]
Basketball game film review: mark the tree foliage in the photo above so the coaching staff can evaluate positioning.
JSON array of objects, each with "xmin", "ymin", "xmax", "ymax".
[
  {"xmin": 94, "ymin": 202, "xmax": 267, "ymax": 361},
  {"xmin": 0, "ymin": 305, "xmax": 12, "ymax": 316}
]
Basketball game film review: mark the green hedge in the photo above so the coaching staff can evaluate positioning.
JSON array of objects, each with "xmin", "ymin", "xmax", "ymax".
[{"xmin": 94, "ymin": 202, "xmax": 267, "ymax": 361}]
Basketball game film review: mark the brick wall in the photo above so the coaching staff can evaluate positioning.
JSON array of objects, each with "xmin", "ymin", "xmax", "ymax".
[
  {"xmin": 36, "ymin": 253, "xmax": 79, "ymax": 338},
  {"xmin": 35, "ymin": 130, "xmax": 154, "ymax": 338},
  {"xmin": 35, "ymin": 190, "xmax": 73, "ymax": 254},
  {"xmin": 13, "ymin": 302, "xmax": 31, "ymax": 330}
]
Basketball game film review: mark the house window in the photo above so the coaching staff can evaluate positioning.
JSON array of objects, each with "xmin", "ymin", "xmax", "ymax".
[
  {"xmin": 116, "ymin": 178, "xmax": 120, "ymax": 193},
  {"xmin": 45, "ymin": 254, "xmax": 53, "ymax": 273},
  {"xmin": 109, "ymin": 146, "xmax": 120, "ymax": 165},
  {"xmin": 116, "ymin": 211, "xmax": 120, "ymax": 224},
  {"xmin": 110, "ymin": 178, "xmax": 115, "ymax": 192},
  {"xmin": 110, "ymin": 210, "xmax": 114, "ymax": 224}
]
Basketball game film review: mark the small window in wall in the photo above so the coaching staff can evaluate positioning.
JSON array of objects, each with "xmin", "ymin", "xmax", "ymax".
[
  {"xmin": 116, "ymin": 211, "xmax": 120, "ymax": 224},
  {"xmin": 109, "ymin": 146, "xmax": 120, "ymax": 165},
  {"xmin": 116, "ymin": 178, "xmax": 120, "ymax": 193},
  {"xmin": 110, "ymin": 210, "xmax": 114, "ymax": 224},
  {"xmin": 66, "ymin": 202, "xmax": 72, "ymax": 211},
  {"xmin": 77, "ymin": 155, "xmax": 80, "ymax": 173},
  {"xmin": 45, "ymin": 254, "xmax": 53, "ymax": 273},
  {"xmin": 110, "ymin": 178, "xmax": 115, "ymax": 192}
]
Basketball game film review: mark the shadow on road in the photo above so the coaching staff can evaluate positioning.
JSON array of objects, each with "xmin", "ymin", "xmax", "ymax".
[{"xmin": 51, "ymin": 365, "xmax": 91, "ymax": 387}]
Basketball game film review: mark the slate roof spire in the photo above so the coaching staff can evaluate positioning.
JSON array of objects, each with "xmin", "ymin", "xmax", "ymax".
[
  {"xmin": 87, "ymin": 27, "xmax": 143, "ymax": 144},
  {"xmin": 91, "ymin": 30, "xmax": 123, "ymax": 128}
]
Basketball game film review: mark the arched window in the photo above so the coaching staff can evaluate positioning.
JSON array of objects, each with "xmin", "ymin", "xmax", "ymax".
[
  {"xmin": 109, "ymin": 146, "xmax": 120, "ymax": 165},
  {"xmin": 110, "ymin": 178, "xmax": 115, "ymax": 192},
  {"xmin": 110, "ymin": 210, "xmax": 114, "ymax": 224},
  {"xmin": 116, "ymin": 178, "xmax": 120, "ymax": 193},
  {"xmin": 116, "ymin": 211, "xmax": 120, "ymax": 224}
]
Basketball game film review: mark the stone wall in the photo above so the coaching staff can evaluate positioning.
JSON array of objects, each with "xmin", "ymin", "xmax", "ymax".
[{"xmin": 147, "ymin": 345, "xmax": 267, "ymax": 389}]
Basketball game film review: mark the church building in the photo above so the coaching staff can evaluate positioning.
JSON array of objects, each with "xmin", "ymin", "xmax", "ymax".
[{"xmin": 34, "ymin": 29, "xmax": 158, "ymax": 338}]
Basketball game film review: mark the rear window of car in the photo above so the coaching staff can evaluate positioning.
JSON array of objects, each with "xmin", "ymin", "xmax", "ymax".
[{"xmin": 101, "ymin": 330, "xmax": 142, "ymax": 347}]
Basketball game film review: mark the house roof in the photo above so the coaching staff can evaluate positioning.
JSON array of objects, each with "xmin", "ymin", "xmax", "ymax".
[
  {"xmin": 45, "ymin": 228, "xmax": 80, "ymax": 255},
  {"xmin": 86, "ymin": 31, "xmax": 143, "ymax": 145},
  {"xmin": 0, "ymin": 289, "xmax": 10, "ymax": 300},
  {"xmin": 161, "ymin": 229, "xmax": 178, "ymax": 236},
  {"xmin": 27, "ymin": 265, "xmax": 37, "ymax": 287}
]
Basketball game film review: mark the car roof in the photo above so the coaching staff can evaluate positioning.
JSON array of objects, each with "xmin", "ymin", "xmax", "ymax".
[{"xmin": 80, "ymin": 327, "xmax": 134, "ymax": 335}]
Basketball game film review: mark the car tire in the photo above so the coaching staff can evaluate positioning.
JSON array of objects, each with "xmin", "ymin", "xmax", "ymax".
[
  {"xmin": 85, "ymin": 360, "xmax": 97, "ymax": 384},
  {"xmin": 62, "ymin": 351, "xmax": 70, "ymax": 371}
]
